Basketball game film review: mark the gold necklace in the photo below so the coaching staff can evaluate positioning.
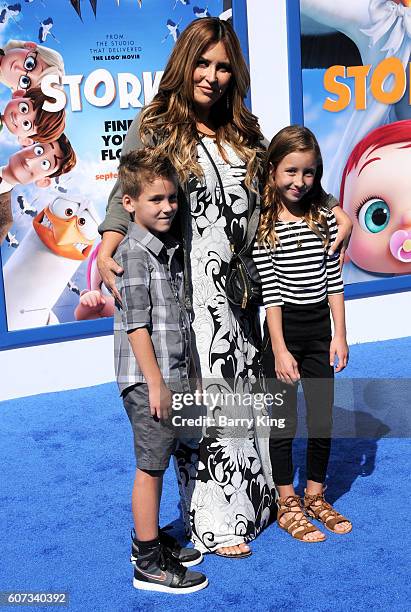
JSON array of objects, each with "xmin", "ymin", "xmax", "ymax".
[{"xmin": 282, "ymin": 219, "xmax": 305, "ymax": 248}]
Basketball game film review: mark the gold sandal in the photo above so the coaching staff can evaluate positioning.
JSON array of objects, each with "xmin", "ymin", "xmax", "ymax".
[
  {"xmin": 277, "ymin": 495, "xmax": 326, "ymax": 543},
  {"xmin": 304, "ymin": 490, "xmax": 352, "ymax": 534}
]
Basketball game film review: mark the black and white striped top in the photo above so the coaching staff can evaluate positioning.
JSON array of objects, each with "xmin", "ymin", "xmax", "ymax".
[{"xmin": 252, "ymin": 208, "xmax": 344, "ymax": 308}]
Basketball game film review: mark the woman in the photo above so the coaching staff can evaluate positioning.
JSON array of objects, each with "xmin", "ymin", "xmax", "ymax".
[{"xmin": 98, "ymin": 17, "xmax": 351, "ymax": 556}]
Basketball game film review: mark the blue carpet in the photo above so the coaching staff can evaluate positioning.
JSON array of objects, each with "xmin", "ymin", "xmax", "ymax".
[{"xmin": 1, "ymin": 337, "xmax": 410, "ymax": 611}]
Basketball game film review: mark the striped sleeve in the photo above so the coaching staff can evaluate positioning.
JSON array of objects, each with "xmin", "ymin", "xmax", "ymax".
[
  {"xmin": 326, "ymin": 211, "xmax": 344, "ymax": 295},
  {"xmin": 252, "ymin": 241, "xmax": 284, "ymax": 307}
]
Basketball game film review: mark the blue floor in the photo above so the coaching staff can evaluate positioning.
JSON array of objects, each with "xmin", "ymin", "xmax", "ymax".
[{"xmin": 1, "ymin": 337, "xmax": 411, "ymax": 611}]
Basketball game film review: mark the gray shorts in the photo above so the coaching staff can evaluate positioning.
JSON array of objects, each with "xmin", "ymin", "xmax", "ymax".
[{"xmin": 122, "ymin": 383, "xmax": 176, "ymax": 472}]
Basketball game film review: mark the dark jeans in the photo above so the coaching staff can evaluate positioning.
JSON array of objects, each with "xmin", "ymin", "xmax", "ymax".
[{"xmin": 263, "ymin": 304, "xmax": 334, "ymax": 486}]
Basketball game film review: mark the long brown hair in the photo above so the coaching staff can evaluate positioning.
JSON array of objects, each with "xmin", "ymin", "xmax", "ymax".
[
  {"xmin": 257, "ymin": 125, "xmax": 330, "ymax": 249},
  {"xmin": 139, "ymin": 17, "xmax": 264, "ymax": 187}
]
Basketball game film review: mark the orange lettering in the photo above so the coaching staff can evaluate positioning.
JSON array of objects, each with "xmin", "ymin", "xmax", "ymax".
[
  {"xmin": 346, "ymin": 65, "xmax": 371, "ymax": 110},
  {"xmin": 323, "ymin": 65, "xmax": 351, "ymax": 112},
  {"xmin": 370, "ymin": 57, "xmax": 405, "ymax": 105}
]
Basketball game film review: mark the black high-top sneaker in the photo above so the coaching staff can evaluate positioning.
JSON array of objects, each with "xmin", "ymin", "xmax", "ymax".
[
  {"xmin": 133, "ymin": 541, "xmax": 208, "ymax": 594},
  {"xmin": 131, "ymin": 528, "xmax": 203, "ymax": 568}
]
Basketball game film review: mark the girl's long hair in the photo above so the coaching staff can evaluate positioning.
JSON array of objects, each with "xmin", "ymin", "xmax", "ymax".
[
  {"xmin": 257, "ymin": 125, "xmax": 330, "ymax": 249},
  {"xmin": 139, "ymin": 17, "xmax": 264, "ymax": 187}
]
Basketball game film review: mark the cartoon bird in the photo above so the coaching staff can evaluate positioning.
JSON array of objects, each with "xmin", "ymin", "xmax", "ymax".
[
  {"xmin": 70, "ymin": 0, "xmax": 97, "ymax": 20},
  {"xmin": 193, "ymin": 5, "xmax": 210, "ymax": 18},
  {"xmin": 3, "ymin": 195, "xmax": 100, "ymax": 330},
  {"xmin": 67, "ymin": 279, "xmax": 80, "ymax": 295},
  {"xmin": 17, "ymin": 195, "xmax": 37, "ymax": 217},
  {"xmin": 5, "ymin": 232, "xmax": 19, "ymax": 248},
  {"xmin": 162, "ymin": 19, "xmax": 181, "ymax": 43},
  {"xmin": 38, "ymin": 17, "xmax": 54, "ymax": 43},
  {"xmin": 0, "ymin": 3, "xmax": 22, "ymax": 25},
  {"xmin": 173, "ymin": 0, "xmax": 190, "ymax": 9},
  {"xmin": 219, "ymin": 8, "xmax": 232, "ymax": 21},
  {"xmin": 53, "ymin": 175, "xmax": 70, "ymax": 194}
]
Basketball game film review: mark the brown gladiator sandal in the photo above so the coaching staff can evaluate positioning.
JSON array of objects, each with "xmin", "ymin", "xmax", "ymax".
[
  {"xmin": 277, "ymin": 495, "xmax": 326, "ymax": 543},
  {"xmin": 304, "ymin": 490, "xmax": 352, "ymax": 534}
]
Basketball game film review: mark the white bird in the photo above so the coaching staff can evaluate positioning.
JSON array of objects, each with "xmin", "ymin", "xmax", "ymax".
[
  {"xmin": 219, "ymin": 8, "xmax": 232, "ymax": 21},
  {"xmin": 0, "ymin": 3, "xmax": 22, "ymax": 25},
  {"xmin": 38, "ymin": 17, "xmax": 54, "ymax": 43},
  {"xmin": 116, "ymin": 0, "xmax": 142, "ymax": 6},
  {"xmin": 6, "ymin": 232, "xmax": 19, "ymax": 248},
  {"xmin": 162, "ymin": 19, "xmax": 181, "ymax": 43},
  {"xmin": 173, "ymin": 0, "xmax": 190, "ymax": 9},
  {"xmin": 67, "ymin": 280, "xmax": 80, "ymax": 295},
  {"xmin": 193, "ymin": 5, "xmax": 210, "ymax": 18},
  {"xmin": 17, "ymin": 195, "xmax": 37, "ymax": 217},
  {"xmin": 53, "ymin": 175, "xmax": 71, "ymax": 194}
]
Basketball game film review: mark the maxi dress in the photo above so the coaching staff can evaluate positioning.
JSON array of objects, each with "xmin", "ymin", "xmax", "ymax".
[{"xmin": 174, "ymin": 137, "xmax": 273, "ymax": 553}]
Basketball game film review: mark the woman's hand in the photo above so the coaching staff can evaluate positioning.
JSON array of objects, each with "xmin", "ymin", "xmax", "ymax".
[
  {"xmin": 274, "ymin": 348, "xmax": 300, "ymax": 385},
  {"xmin": 97, "ymin": 231, "xmax": 124, "ymax": 303},
  {"xmin": 329, "ymin": 335, "xmax": 349, "ymax": 372}
]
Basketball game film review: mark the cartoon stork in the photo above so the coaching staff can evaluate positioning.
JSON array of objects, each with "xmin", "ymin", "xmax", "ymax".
[{"xmin": 3, "ymin": 194, "xmax": 100, "ymax": 330}]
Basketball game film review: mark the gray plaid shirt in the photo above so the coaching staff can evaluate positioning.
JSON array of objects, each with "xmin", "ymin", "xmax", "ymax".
[{"xmin": 114, "ymin": 222, "xmax": 191, "ymax": 395}]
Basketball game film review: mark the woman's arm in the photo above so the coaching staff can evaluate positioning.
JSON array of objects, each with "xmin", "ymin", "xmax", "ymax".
[
  {"xmin": 99, "ymin": 112, "xmax": 144, "ymax": 235},
  {"xmin": 328, "ymin": 202, "xmax": 353, "ymax": 266},
  {"xmin": 97, "ymin": 112, "xmax": 146, "ymax": 297},
  {"xmin": 97, "ymin": 231, "xmax": 125, "ymax": 302}
]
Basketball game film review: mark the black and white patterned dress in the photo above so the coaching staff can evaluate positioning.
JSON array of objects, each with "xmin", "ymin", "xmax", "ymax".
[{"xmin": 174, "ymin": 137, "xmax": 273, "ymax": 553}]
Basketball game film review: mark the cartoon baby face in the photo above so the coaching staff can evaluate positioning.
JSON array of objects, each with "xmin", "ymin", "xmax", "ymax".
[
  {"xmin": 343, "ymin": 142, "xmax": 411, "ymax": 274},
  {"xmin": 3, "ymin": 90, "xmax": 37, "ymax": 141},
  {"xmin": 0, "ymin": 46, "xmax": 48, "ymax": 91}
]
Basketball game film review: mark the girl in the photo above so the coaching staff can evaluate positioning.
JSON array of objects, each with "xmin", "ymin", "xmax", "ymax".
[{"xmin": 253, "ymin": 125, "xmax": 352, "ymax": 542}]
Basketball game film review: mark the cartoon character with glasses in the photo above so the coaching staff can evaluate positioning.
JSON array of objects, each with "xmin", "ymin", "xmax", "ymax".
[
  {"xmin": 0, "ymin": 40, "xmax": 64, "ymax": 91},
  {"xmin": 1, "ymin": 86, "xmax": 66, "ymax": 146}
]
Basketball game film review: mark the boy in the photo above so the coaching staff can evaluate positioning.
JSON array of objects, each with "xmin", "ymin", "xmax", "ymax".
[
  {"xmin": 114, "ymin": 149, "xmax": 208, "ymax": 594},
  {"xmin": 1, "ymin": 87, "xmax": 66, "ymax": 145}
]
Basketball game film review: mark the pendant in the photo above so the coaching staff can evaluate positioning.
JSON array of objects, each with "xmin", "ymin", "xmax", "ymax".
[{"xmin": 297, "ymin": 240, "xmax": 302, "ymax": 248}]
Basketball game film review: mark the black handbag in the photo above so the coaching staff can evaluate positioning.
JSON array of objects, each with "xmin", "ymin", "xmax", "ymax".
[
  {"xmin": 225, "ymin": 229, "xmax": 262, "ymax": 309},
  {"xmin": 198, "ymin": 138, "xmax": 263, "ymax": 309}
]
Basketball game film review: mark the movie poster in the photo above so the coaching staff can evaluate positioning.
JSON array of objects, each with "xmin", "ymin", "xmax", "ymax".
[
  {"xmin": 300, "ymin": 0, "xmax": 411, "ymax": 286},
  {"xmin": 0, "ymin": 0, "xmax": 231, "ymax": 332}
]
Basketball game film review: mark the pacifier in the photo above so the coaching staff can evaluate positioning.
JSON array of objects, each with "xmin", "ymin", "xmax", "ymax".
[{"xmin": 389, "ymin": 229, "xmax": 411, "ymax": 262}]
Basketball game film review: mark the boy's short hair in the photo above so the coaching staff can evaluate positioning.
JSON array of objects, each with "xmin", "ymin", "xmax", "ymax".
[
  {"xmin": 25, "ymin": 87, "xmax": 66, "ymax": 142},
  {"xmin": 119, "ymin": 149, "xmax": 178, "ymax": 199},
  {"xmin": 49, "ymin": 133, "xmax": 76, "ymax": 178}
]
